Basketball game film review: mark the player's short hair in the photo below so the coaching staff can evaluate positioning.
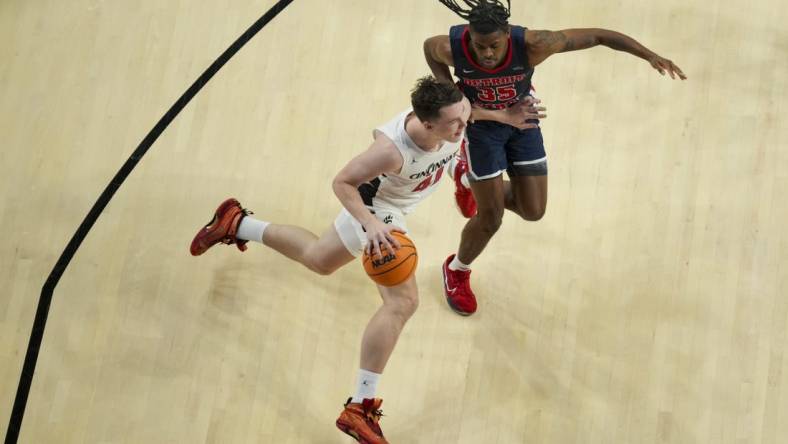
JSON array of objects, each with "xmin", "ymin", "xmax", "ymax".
[
  {"xmin": 410, "ymin": 76, "xmax": 464, "ymax": 123},
  {"xmin": 438, "ymin": 0, "xmax": 511, "ymax": 34}
]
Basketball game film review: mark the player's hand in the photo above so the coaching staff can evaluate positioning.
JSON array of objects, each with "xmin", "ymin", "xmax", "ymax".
[
  {"xmin": 649, "ymin": 55, "xmax": 687, "ymax": 80},
  {"xmin": 363, "ymin": 219, "xmax": 403, "ymax": 258},
  {"xmin": 501, "ymin": 97, "xmax": 547, "ymax": 130}
]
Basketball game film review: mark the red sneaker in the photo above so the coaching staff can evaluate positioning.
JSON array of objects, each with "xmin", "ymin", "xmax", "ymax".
[
  {"xmin": 189, "ymin": 198, "xmax": 251, "ymax": 256},
  {"xmin": 450, "ymin": 142, "xmax": 477, "ymax": 218},
  {"xmin": 335, "ymin": 398, "xmax": 388, "ymax": 444},
  {"xmin": 442, "ymin": 254, "xmax": 477, "ymax": 316}
]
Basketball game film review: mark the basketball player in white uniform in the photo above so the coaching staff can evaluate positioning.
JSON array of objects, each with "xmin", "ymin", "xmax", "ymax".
[{"xmin": 189, "ymin": 77, "xmax": 542, "ymax": 443}]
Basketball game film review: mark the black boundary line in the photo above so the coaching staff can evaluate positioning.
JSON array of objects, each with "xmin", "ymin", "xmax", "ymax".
[{"xmin": 4, "ymin": 1, "xmax": 295, "ymax": 442}]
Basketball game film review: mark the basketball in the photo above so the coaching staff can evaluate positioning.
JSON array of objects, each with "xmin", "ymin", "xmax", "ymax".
[{"xmin": 362, "ymin": 232, "xmax": 418, "ymax": 287}]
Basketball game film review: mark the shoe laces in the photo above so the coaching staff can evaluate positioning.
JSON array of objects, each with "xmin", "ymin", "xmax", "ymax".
[
  {"xmin": 343, "ymin": 398, "xmax": 384, "ymax": 422},
  {"xmin": 449, "ymin": 266, "xmax": 472, "ymax": 291},
  {"xmin": 367, "ymin": 406, "xmax": 384, "ymax": 422},
  {"xmin": 364, "ymin": 407, "xmax": 384, "ymax": 436},
  {"xmin": 362, "ymin": 400, "xmax": 384, "ymax": 421}
]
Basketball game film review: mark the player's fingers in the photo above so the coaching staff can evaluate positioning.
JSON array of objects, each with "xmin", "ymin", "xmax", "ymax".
[
  {"xmin": 651, "ymin": 60, "xmax": 665, "ymax": 75},
  {"xmin": 386, "ymin": 233, "xmax": 402, "ymax": 251},
  {"xmin": 380, "ymin": 238, "xmax": 396, "ymax": 256},
  {"xmin": 672, "ymin": 63, "xmax": 687, "ymax": 80},
  {"xmin": 663, "ymin": 62, "xmax": 676, "ymax": 79},
  {"xmin": 523, "ymin": 112, "xmax": 546, "ymax": 120},
  {"xmin": 520, "ymin": 96, "xmax": 538, "ymax": 105},
  {"xmin": 371, "ymin": 239, "xmax": 383, "ymax": 258}
]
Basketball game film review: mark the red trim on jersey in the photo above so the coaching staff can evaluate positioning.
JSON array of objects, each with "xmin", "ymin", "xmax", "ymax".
[{"xmin": 460, "ymin": 26, "xmax": 513, "ymax": 74}]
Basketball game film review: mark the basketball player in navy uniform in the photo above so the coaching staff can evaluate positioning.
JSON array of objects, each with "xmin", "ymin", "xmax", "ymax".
[
  {"xmin": 189, "ymin": 77, "xmax": 544, "ymax": 443},
  {"xmin": 424, "ymin": 0, "xmax": 686, "ymax": 316}
]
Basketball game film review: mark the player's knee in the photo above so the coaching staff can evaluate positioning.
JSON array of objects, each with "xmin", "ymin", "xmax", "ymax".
[
  {"xmin": 387, "ymin": 291, "xmax": 419, "ymax": 321},
  {"xmin": 520, "ymin": 204, "xmax": 546, "ymax": 221},
  {"xmin": 398, "ymin": 295, "xmax": 419, "ymax": 320},
  {"xmin": 309, "ymin": 262, "xmax": 336, "ymax": 276},
  {"xmin": 477, "ymin": 206, "xmax": 504, "ymax": 234},
  {"xmin": 315, "ymin": 265, "xmax": 337, "ymax": 276},
  {"xmin": 304, "ymin": 250, "xmax": 337, "ymax": 276}
]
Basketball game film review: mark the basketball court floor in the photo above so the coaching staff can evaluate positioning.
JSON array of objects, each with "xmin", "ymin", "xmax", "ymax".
[{"xmin": 2, "ymin": 0, "xmax": 787, "ymax": 442}]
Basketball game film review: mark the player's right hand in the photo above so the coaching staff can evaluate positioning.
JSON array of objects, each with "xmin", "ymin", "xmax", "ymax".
[
  {"xmin": 648, "ymin": 54, "xmax": 686, "ymax": 80},
  {"xmin": 503, "ymin": 97, "xmax": 547, "ymax": 129},
  {"xmin": 363, "ymin": 219, "xmax": 403, "ymax": 258}
]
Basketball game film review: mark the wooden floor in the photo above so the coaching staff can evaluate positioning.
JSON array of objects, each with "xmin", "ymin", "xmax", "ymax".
[{"xmin": 2, "ymin": 0, "xmax": 788, "ymax": 442}]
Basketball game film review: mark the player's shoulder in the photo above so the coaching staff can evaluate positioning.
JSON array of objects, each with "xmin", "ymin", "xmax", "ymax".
[
  {"xmin": 372, "ymin": 129, "xmax": 404, "ymax": 156},
  {"xmin": 372, "ymin": 128, "xmax": 396, "ymax": 148},
  {"xmin": 370, "ymin": 130, "xmax": 405, "ymax": 172}
]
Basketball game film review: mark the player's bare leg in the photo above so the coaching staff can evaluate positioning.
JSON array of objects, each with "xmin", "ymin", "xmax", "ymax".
[
  {"xmin": 190, "ymin": 198, "xmax": 355, "ymax": 274},
  {"xmin": 441, "ymin": 176, "xmax": 506, "ymax": 315},
  {"xmin": 360, "ymin": 275, "xmax": 419, "ymax": 373},
  {"xmin": 457, "ymin": 175, "xmax": 507, "ymax": 264},
  {"xmin": 336, "ymin": 275, "xmax": 418, "ymax": 444},
  {"xmin": 261, "ymin": 224, "xmax": 355, "ymax": 275}
]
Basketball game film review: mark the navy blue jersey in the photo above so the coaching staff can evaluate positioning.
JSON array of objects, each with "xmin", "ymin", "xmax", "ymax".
[{"xmin": 449, "ymin": 25, "xmax": 534, "ymax": 110}]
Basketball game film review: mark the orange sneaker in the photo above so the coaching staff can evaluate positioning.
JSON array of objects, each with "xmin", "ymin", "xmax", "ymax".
[
  {"xmin": 335, "ymin": 398, "xmax": 388, "ymax": 444},
  {"xmin": 189, "ymin": 198, "xmax": 251, "ymax": 256}
]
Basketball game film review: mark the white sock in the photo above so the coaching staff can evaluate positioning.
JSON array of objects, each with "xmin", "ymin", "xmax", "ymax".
[
  {"xmin": 236, "ymin": 217, "xmax": 269, "ymax": 243},
  {"xmin": 460, "ymin": 172, "xmax": 471, "ymax": 188},
  {"xmin": 449, "ymin": 255, "xmax": 471, "ymax": 271},
  {"xmin": 448, "ymin": 155, "xmax": 459, "ymax": 179},
  {"xmin": 351, "ymin": 369, "xmax": 381, "ymax": 403},
  {"xmin": 448, "ymin": 155, "xmax": 472, "ymax": 187}
]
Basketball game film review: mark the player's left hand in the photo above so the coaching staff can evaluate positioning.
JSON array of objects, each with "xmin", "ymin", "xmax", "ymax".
[{"xmin": 649, "ymin": 55, "xmax": 687, "ymax": 80}]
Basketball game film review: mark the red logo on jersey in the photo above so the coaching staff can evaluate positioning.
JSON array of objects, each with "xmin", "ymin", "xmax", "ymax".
[{"xmin": 411, "ymin": 166, "xmax": 445, "ymax": 192}]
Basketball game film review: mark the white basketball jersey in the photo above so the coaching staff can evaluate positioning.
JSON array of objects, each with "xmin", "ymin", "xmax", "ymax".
[{"xmin": 358, "ymin": 109, "xmax": 462, "ymax": 215}]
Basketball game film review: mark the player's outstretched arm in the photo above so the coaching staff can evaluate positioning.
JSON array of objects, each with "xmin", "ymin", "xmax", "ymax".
[
  {"xmin": 423, "ymin": 35, "xmax": 455, "ymax": 84},
  {"xmin": 332, "ymin": 134, "xmax": 404, "ymax": 257},
  {"xmin": 526, "ymin": 28, "xmax": 687, "ymax": 80}
]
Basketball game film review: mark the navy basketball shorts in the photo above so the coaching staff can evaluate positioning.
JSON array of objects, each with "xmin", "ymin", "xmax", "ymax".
[{"xmin": 464, "ymin": 120, "xmax": 548, "ymax": 181}]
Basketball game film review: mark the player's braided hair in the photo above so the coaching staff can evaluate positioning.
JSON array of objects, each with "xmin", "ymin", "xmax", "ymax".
[{"xmin": 438, "ymin": 0, "xmax": 511, "ymax": 34}]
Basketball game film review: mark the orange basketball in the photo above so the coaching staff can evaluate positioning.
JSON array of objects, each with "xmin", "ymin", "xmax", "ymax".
[{"xmin": 362, "ymin": 232, "xmax": 418, "ymax": 287}]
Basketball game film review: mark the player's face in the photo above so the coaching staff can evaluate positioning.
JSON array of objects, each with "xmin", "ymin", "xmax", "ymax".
[
  {"xmin": 468, "ymin": 29, "xmax": 509, "ymax": 69},
  {"xmin": 430, "ymin": 97, "xmax": 471, "ymax": 143}
]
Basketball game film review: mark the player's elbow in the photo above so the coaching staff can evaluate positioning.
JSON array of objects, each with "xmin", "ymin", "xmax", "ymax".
[
  {"xmin": 331, "ymin": 175, "xmax": 347, "ymax": 196},
  {"xmin": 332, "ymin": 174, "xmax": 357, "ymax": 198},
  {"xmin": 422, "ymin": 38, "xmax": 436, "ymax": 61},
  {"xmin": 423, "ymin": 37, "xmax": 448, "ymax": 64}
]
